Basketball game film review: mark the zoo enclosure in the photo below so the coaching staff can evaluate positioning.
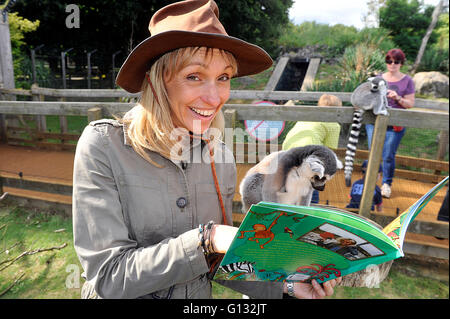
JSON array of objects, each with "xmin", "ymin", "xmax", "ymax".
[{"xmin": 0, "ymin": 87, "xmax": 448, "ymax": 259}]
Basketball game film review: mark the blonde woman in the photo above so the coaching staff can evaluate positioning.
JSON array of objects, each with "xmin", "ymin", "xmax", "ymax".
[{"xmin": 73, "ymin": 0, "xmax": 340, "ymax": 299}]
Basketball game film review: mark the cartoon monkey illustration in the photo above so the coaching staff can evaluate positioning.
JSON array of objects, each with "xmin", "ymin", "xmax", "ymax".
[{"xmin": 239, "ymin": 211, "xmax": 287, "ymax": 248}]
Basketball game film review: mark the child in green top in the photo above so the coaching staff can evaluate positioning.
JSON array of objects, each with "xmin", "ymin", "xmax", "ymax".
[{"xmin": 282, "ymin": 94, "xmax": 342, "ymax": 203}]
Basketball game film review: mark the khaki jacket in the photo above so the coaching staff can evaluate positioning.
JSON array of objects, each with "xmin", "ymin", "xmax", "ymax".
[{"xmin": 73, "ymin": 119, "xmax": 283, "ymax": 299}]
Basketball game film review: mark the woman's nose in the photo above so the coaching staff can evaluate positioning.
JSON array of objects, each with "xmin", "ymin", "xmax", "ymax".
[{"xmin": 202, "ymin": 83, "xmax": 222, "ymax": 106}]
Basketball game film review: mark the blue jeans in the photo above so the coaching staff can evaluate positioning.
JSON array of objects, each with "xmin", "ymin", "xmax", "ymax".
[{"xmin": 365, "ymin": 124, "xmax": 406, "ymax": 186}]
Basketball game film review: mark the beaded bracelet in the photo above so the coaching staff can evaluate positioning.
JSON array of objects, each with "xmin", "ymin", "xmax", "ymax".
[{"xmin": 198, "ymin": 221, "xmax": 215, "ymax": 255}]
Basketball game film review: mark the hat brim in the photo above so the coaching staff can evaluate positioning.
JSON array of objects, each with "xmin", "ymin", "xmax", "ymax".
[{"xmin": 116, "ymin": 30, "xmax": 273, "ymax": 93}]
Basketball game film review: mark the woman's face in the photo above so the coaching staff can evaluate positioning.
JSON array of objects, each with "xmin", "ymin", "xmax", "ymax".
[
  {"xmin": 386, "ymin": 56, "xmax": 402, "ymax": 72},
  {"xmin": 164, "ymin": 48, "xmax": 233, "ymax": 134}
]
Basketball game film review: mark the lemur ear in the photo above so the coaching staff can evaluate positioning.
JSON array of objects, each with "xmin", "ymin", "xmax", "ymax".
[{"xmin": 367, "ymin": 77, "xmax": 375, "ymax": 82}]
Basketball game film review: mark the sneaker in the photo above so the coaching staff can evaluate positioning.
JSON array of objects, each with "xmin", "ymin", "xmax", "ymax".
[{"xmin": 381, "ymin": 183, "xmax": 391, "ymax": 198}]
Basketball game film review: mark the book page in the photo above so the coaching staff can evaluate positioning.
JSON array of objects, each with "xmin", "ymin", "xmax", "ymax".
[
  {"xmin": 259, "ymin": 202, "xmax": 397, "ymax": 248},
  {"xmin": 383, "ymin": 176, "xmax": 449, "ymax": 252}
]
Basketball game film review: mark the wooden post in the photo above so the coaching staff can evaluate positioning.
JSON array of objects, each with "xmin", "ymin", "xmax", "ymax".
[
  {"xmin": 87, "ymin": 107, "xmax": 102, "ymax": 123},
  {"xmin": 264, "ymin": 56, "xmax": 289, "ymax": 92},
  {"xmin": 0, "ymin": 12, "xmax": 16, "ymax": 143},
  {"xmin": 223, "ymin": 108, "xmax": 236, "ymax": 155},
  {"xmin": 31, "ymin": 84, "xmax": 47, "ymax": 132},
  {"xmin": 300, "ymin": 57, "xmax": 321, "ymax": 91},
  {"xmin": 435, "ymin": 130, "xmax": 449, "ymax": 174},
  {"xmin": 359, "ymin": 115, "xmax": 389, "ymax": 218}
]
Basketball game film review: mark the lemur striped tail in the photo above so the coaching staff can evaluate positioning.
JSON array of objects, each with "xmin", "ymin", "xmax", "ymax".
[{"xmin": 345, "ymin": 109, "xmax": 364, "ymax": 187}]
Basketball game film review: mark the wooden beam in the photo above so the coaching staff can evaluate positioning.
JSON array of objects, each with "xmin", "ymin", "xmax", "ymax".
[
  {"xmin": 0, "ymin": 87, "xmax": 446, "ymax": 111},
  {"xmin": 0, "ymin": 101, "xmax": 134, "ymax": 116},
  {"xmin": 264, "ymin": 56, "xmax": 289, "ymax": 92},
  {"xmin": 0, "ymin": 101, "xmax": 447, "ymax": 131},
  {"xmin": 30, "ymin": 86, "xmax": 140, "ymax": 99},
  {"xmin": 359, "ymin": 115, "xmax": 389, "ymax": 218},
  {"xmin": 403, "ymin": 242, "xmax": 449, "ymax": 259},
  {"xmin": 1, "ymin": 177, "xmax": 73, "ymax": 196},
  {"xmin": 300, "ymin": 58, "xmax": 321, "ymax": 91},
  {"xmin": 35, "ymin": 132, "xmax": 80, "ymax": 141},
  {"xmin": 0, "ymin": 13, "xmax": 14, "ymax": 143},
  {"xmin": 228, "ymin": 90, "xmax": 353, "ymax": 102}
]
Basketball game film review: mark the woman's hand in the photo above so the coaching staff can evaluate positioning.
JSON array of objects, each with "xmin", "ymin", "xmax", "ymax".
[
  {"xmin": 284, "ymin": 277, "xmax": 342, "ymax": 299},
  {"xmin": 210, "ymin": 224, "xmax": 238, "ymax": 254},
  {"xmin": 387, "ymin": 89, "xmax": 400, "ymax": 101}
]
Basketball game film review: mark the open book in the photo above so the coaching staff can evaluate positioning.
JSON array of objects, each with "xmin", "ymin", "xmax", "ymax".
[{"xmin": 214, "ymin": 176, "xmax": 448, "ymax": 284}]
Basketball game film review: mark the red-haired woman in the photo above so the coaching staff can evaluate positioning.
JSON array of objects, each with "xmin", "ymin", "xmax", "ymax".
[{"xmin": 365, "ymin": 48, "xmax": 415, "ymax": 198}]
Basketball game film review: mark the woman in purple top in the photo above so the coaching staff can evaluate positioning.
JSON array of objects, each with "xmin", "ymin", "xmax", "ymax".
[{"xmin": 365, "ymin": 48, "xmax": 415, "ymax": 198}]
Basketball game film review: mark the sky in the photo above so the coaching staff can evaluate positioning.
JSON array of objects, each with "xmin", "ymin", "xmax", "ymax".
[{"xmin": 289, "ymin": 0, "xmax": 443, "ymax": 29}]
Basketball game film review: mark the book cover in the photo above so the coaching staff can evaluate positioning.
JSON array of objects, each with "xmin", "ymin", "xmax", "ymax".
[{"xmin": 214, "ymin": 176, "xmax": 448, "ymax": 284}]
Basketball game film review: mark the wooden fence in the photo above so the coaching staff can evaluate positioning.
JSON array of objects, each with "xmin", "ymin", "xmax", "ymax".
[{"xmin": 0, "ymin": 87, "xmax": 449, "ymax": 259}]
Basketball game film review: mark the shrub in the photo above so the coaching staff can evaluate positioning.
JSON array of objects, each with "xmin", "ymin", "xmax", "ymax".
[{"xmin": 312, "ymin": 43, "xmax": 386, "ymax": 92}]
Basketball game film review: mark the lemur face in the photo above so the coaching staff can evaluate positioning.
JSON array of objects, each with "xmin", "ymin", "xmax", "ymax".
[
  {"xmin": 311, "ymin": 174, "xmax": 331, "ymax": 191},
  {"xmin": 369, "ymin": 77, "xmax": 386, "ymax": 93},
  {"xmin": 298, "ymin": 155, "xmax": 334, "ymax": 191}
]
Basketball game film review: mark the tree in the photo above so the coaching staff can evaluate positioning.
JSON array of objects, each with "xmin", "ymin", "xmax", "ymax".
[
  {"xmin": 0, "ymin": 5, "xmax": 40, "ymax": 88},
  {"xmin": 379, "ymin": 0, "xmax": 436, "ymax": 59},
  {"xmin": 411, "ymin": 0, "xmax": 445, "ymax": 74},
  {"xmin": 12, "ymin": 0, "xmax": 293, "ymax": 79},
  {"xmin": 12, "ymin": 0, "xmax": 173, "ymax": 75},
  {"xmin": 216, "ymin": 0, "xmax": 293, "ymax": 57}
]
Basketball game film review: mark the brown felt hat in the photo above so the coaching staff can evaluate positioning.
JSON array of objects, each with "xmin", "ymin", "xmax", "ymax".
[{"xmin": 116, "ymin": 0, "xmax": 273, "ymax": 93}]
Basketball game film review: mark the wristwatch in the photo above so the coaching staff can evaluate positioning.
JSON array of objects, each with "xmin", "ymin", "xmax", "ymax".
[{"xmin": 286, "ymin": 282, "xmax": 295, "ymax": 297}]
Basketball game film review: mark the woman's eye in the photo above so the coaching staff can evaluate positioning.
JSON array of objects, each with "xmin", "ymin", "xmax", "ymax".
[
  {"xmin": 219, "ymin": 74, "xmax": 230, "ymax": 81},
  {"xmin": 186, "ymin": 74, "xmax": 200, "ymax": 81}
]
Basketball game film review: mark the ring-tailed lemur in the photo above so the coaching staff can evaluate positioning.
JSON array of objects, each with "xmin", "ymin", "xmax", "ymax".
[
  {"xmin": 239, "ymin": 145, "xmax": 343, "ymax": 212},
  {"xmin": 344, "ymin": 77, "xmax": 389, "ymax": 187}
]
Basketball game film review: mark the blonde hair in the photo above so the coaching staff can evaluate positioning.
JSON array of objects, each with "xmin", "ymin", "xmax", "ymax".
[
  {"xmin": 318, "ymin": 94, "xmax": 342, "ymax": 107},
  {"xmin": 122, "ymin": 47, "xmax": 237, "ymax": 167}
]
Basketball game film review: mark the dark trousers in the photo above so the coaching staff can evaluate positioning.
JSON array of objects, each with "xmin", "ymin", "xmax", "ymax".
[{"xmin": 437, "ymin": 189, "xmax": 449, "ymax": 222}]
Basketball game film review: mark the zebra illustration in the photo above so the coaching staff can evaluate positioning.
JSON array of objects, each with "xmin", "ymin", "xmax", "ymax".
[
  {"xmin": 219, "ymin": 261, "xmax": 256, "ymax": 274},
  {"xmin": 345, "ymin": 77, "xmax": 389, "ymax": 187}
]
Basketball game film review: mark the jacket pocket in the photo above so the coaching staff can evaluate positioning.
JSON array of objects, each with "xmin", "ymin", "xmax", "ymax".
[
  {"xmin": 195, "ymin": 183, "xmax": 235, "ymax": 225},
  {"xmin": 118, "ymin": 174, "xmax": 169, "ymax": 244}
]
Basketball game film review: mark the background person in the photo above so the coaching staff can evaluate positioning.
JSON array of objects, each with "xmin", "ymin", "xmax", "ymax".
[{"xmin": 365, "ymin": 48, "xmax": 415, "ymax": 198}]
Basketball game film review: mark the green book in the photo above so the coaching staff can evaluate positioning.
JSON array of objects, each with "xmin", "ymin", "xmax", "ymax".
[{"xmin": 214, "ymin": 176, "xmax": 448, "ymax": 284}]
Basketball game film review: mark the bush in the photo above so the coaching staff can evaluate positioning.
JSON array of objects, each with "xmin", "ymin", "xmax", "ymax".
[
  {"xmin": 311, "ymin": 43, "xmax": 386, "ymax": 92},
  {"xmin": 416, "ymin": 46, "xmax": 449, "ymax": 75},
  {"xmin": 278, "ymin": 22, "xmax": 395, "ymax": 58}
]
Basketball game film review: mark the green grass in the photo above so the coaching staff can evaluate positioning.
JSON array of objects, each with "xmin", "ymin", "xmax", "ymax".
[
  {"xmin": 331, "ymin": 269, "xmax": 448, "ymax": 299},
  {"xmin": 0, "ymin": 206, "xmax": 81, "ymax": 298},
  {"xmin": 0, "ymin": 206, "xmax": 447, "ymax": 299},
  {"xmin": 399, "ymin": 127, "xmax": 441, "ymax": 159}
]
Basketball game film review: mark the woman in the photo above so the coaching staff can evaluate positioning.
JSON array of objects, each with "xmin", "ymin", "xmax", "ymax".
[
  {"xmin": 73, "ymin": 0, "xmax": 340, "ymax": 299},
  {"xmin": 282, "ymin": 94, "xmax": 342, "ymax": 204},
  {"xmin": 365, "ymin": 48, "xmax": 415, "ymax": 198}
]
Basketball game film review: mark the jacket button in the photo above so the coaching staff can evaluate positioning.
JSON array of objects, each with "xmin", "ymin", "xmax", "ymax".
[{"xmin": 176, "ymin": 197, "xmax": 187, "ymax": 208}]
